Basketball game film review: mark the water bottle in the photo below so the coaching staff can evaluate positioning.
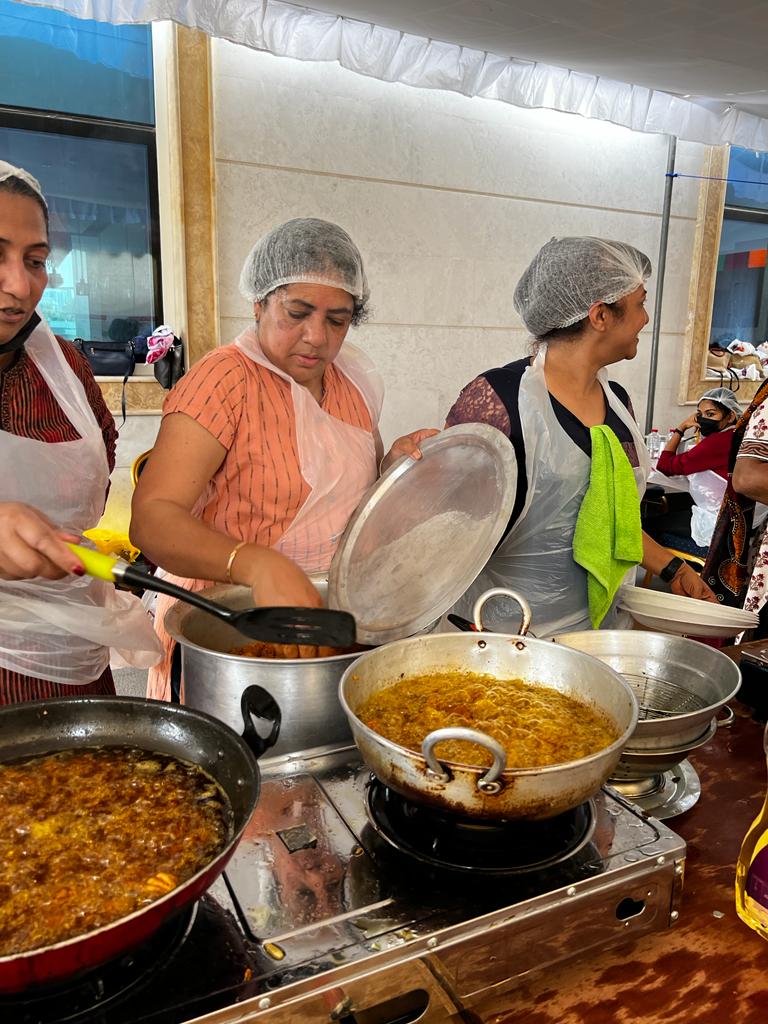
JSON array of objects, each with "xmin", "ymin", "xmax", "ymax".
[{"xmin": 646, "ymin": 428, "xmax": 661, "ymax": 459}]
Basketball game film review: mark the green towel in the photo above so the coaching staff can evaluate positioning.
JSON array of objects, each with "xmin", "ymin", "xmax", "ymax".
[{"xmin": 573, "ymin": 425, "xmax": 643, "ymax": 629}]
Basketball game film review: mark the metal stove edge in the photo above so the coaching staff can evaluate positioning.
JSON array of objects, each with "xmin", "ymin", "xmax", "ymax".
[{"xmin": 189, "ymin": 751, "xmax": 686, "ymax": 1023}]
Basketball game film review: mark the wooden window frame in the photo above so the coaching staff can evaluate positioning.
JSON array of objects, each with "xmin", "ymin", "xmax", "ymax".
[
  {"xmin": 680, "ymin": 144, "xmax": 765, "ymax": 406},
  {"xmin": 98, "ymin": 23, "xmax": 219, "ymax": 415}
]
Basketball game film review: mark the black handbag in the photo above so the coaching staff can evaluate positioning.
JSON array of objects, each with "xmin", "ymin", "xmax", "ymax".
[
  {"xmin": 74, "ymin": 339, "xmax": 136, "ymax": 424},
  {"xmin": 74, "ymin": 338, "xmax": 136, "ymax": 379},
  {"xmin": 153, "ymin": 337, "xmax": 185, "ymax": 390}
]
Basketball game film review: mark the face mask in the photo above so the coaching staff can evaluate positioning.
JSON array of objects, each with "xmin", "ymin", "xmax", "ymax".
[
  {"xmin": 0, "ymin": 311, "xmax": 40, "ymax": 356},
  {"xmin": 697, "ymin": 414, "xmax": 722, "ymax": 437}
]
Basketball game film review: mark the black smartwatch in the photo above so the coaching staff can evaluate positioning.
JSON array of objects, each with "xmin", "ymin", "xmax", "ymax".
[{"xmin": 659, "ymin": 556, "xmax": 685, "ymax": 583}]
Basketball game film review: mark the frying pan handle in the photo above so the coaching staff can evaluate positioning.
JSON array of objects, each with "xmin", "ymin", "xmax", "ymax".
[
  {"xmin": 422, "ymin": 728, "xmax": 507, "ymax": 794},
  {"xmin": 240, "ymin": 685, "xmax": 282, "ymax": 759},
  {"xmin": 472, "ymin": 587, "xmax": 533, "ymax": 637}
]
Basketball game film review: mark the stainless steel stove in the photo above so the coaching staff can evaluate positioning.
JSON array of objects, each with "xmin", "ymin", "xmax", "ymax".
[
  {"xmin": 3, "ymin": 746, "xmax": 686, "ymax": 1024},
  {"xmin": 202, "ymin": 744, "xmax": 686, "ymax": 1022}
]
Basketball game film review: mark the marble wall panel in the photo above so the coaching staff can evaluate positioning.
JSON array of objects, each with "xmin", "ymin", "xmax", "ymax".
[
  {"xmin": 212, "ymin": 42, "xmax": 710, "ymax": 470},
  {"xmin": 213, "ymin": 43, "xmax": 705, "ymax": 222},
  {"xmin": 216, "ymin": 162, "xmax": 675, "ymax": 331}
]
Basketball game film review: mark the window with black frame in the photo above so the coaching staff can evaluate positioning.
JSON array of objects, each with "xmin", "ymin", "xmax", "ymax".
[
  {"xmin": 0, "ymin": 1, "xmax": 161, "ymax": 358},
  {"xmin": 710, "ymin": 147, "xmax": 768, "ymax": 349}
]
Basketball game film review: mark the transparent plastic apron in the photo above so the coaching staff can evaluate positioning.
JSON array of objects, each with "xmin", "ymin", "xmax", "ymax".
[
  {"xmin": 0, "ymin": 320, "xmax": 161, "ymax": 684},
  {"xmin": 236, "ymin": 328, "xmax": 383, "ymax": 574},
  {"xmin": 452, "ymin": 345, "xmax": 650, "ymax": 637},
  {"xmin": 148, "ymin": 331, "xmax": 384, "ymax": 701},
  {"xmin": 689, "ymin": 469, "xmax": 728, "ymax": 548}
]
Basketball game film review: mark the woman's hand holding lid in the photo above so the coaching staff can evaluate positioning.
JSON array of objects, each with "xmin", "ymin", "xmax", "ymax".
[
  {"xmin": 229, "ymin": 544, "xmax": 322, "ymax": 608},
  {"xmin": 379, "ymin": 428, "xmax": 440, "ymax": 475},
  {"xmin": 0, "ymin": 502, "xmax": 84, "ymax": 581},
  {"xmin": 669, "ymin": 561, "xmax": 718, "ymax": 603}
]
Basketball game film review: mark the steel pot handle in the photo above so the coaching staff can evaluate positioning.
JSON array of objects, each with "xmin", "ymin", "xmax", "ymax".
[
  {"xmin": 422, "ymin": 728, "xmax": 507, "ymax": 794},
  {"xmin": 716, "ymin": 705, "xmax": 735, "ymax": 728},
  {"xmin": 472, "ymin": 587, "xmax": 532, "ymax": 637},
  {"xmin": 240, "ymin": 685, "xmax": 282, "ymax": 759}
]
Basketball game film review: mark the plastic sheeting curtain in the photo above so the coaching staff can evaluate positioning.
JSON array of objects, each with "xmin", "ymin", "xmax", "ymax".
[{"xmin": 14, "ymin": 0, "xmax": 768, "ymax": 151}]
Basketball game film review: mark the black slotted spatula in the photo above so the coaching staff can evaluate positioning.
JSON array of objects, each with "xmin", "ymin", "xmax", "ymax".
[{"xmin": 68, "ymin": 544, "xmax": 357, "ymax": 647}]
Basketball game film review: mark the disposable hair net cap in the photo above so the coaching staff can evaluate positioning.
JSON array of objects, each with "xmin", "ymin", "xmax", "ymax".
[
  {"xmin": 700, "ymin": 387, "xmax": 742, "ymax": 417},
  {"xmin": 239, "ymin": 217, "xmax": 369, "ymax": 306},
  {"xmin": 0, "ymin": 160, "xmax": 47, "ymax": 208},
  {"xmin": 513, "ymin": 236, "xmax": 651, "ymax": 338}
]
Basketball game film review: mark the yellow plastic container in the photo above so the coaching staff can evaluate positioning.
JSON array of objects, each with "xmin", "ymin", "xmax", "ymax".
[{"xmin": 82, "ymin": 528, "xmax": 140, "ymax": 564}]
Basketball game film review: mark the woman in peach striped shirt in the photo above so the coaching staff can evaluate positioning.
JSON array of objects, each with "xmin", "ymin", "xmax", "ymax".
[{"xmin": 131, "ymin": 218, "xmax": 435, "ymax": 700}]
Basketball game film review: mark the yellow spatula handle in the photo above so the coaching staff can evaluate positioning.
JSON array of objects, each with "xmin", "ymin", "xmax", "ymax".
[{"xmin": 66, "ymin": 542, "xmax": 120, "ymax": 582}]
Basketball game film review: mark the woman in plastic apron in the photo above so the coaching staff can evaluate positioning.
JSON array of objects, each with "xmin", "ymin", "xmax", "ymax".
[
  {"xmin": 447, "ymin": 236, "xmax": 716, "ymax": 637},
  {"xmin": 132, "ymin": 218, "xmax": 436, "ymax": 701},
  {"xmin": 0, "ymin": 162, "xmax": 161, "ymax": 702}
]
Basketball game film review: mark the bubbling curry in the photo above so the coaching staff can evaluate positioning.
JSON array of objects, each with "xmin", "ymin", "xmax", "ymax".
[
  {"xmin": 0, "ymin": 747, "xmax": 232, "ymax": 956},
  {"xmin": 357, "ymin": 671, "xmax": 619, "ymax": 769}
]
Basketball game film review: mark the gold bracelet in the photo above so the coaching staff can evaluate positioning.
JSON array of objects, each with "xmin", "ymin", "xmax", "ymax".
[{"xmin": 225, "ymin": 540, "xmax": 249, "ymax": 584}]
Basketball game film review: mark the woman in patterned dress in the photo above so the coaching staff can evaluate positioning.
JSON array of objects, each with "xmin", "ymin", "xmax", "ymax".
[{"xmin": 701, "ymin": 378, "xmax": 768, "ymax": 635}]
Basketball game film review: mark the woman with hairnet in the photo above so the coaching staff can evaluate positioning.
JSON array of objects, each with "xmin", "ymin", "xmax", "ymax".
[
  {"xmin": 132, "ymin": 218, "xmax": 436, "ymax": 700},
  {"xmin": 651, "ymin": 387, "xmax": 742, "ymax": 553},
  {"xmin": 657, "ymin": 387, "xmax": 741, "ymax": 481},
  {"xmin": 0, "ymin": 161, "xmax": 161, "ymax": 702},
  {"xmin": 446, "ymin": 236, "xmax": 716, "ymax": 637}
]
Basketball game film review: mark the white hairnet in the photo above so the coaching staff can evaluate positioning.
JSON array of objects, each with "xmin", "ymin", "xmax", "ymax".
[
  {"xmin": 513, "ymin": 236, "xmax": 651, "ymax": 338},
  {"xmin": 0, "ymin": 160, "xmax": 47, "ymax": 208},
  {"xmin": 239, "ymin": 217, "xmax": 369, "ymax": 307},
  {"xmin": 700, "ymin": 387, "xmax": 742, "ymax": 417}
]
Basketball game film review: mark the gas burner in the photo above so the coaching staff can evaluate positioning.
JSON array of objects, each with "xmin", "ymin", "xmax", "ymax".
[
  {"xmin": 364, "ymin": 779, "xmax": 596, "ymax": 875},
  {"xmin": 609, "ymin": 760, "xmax": 701, "ymax": 820},
  {"xmin": 0, "ymin": 906, "xmax": 196, "ymax": 1024}
]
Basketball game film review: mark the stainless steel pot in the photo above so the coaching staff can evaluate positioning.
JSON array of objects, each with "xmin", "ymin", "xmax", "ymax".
[
  {"xmin": 339, "ymin": 590, "xmax": 639, "ymax": 821},
  {"xmin": 164, "ymin": 578, "xmax": 358, "ymax": 759}
]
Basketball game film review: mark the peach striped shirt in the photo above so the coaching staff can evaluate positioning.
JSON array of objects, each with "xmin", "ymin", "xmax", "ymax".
[
  {"xmin": 163, "ymin": 343, "xmax": 373, "ymax": 546},
  {"xmin": 146, "ymin": 343, "xmax": 374, "ymax": 702}
]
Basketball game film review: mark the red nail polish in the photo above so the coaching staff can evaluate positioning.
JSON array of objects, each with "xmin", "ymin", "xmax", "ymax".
[{"xmin": 72, "ymin": 566, "xmax": 85, "ymax": 576}]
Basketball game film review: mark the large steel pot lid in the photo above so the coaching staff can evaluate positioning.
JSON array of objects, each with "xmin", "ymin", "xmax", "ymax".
[{"xmin": 328, "ymin": 424, "xmax": 516, "ymax": 645}]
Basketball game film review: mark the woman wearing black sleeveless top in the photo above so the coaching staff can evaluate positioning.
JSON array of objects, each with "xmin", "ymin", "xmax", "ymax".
[{"xmin": 447, "ymin": 236, "xmax": 716, "ymax": 636}]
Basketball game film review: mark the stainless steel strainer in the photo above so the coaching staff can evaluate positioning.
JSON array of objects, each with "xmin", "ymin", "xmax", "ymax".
[
  {"xmin": 553, "ymin": 630, "xmax": 741, "ymax": 751},
  {"xmin": 620, "ymin": 671, "xmax": 710, "ymax": 720}
]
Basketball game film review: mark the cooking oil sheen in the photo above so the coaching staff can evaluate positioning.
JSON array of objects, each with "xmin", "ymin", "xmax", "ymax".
[{"xmin": 736, "ymin": 723, "xmax": 768, "ymax": 938}]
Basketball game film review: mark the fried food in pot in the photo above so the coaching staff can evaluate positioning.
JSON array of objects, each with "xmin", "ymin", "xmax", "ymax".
[{"xmin": 230, "ymin": 640, "xmax": 356, "ymax": 659}]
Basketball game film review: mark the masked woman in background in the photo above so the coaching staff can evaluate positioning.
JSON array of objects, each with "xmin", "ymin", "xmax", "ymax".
[
  {"xmin": 657, "ymin": 387, "xmax": 740, "ymax": 480},
  {"xmin": 0, "ymin": 161, "xmax": 160, "ymax": 703},
  {"xmin": 132, "ymin": 218, "xmax": 436, "ymax": 700},
  {"xmin": 650, "ymin": 386, "xmax": 741, "ymax": 555},
  {"xmin": 446, "ymin": 236, "xmax": 716, "ymax": 637}
]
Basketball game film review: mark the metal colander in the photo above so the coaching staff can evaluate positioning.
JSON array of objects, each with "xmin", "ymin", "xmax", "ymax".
[
  {"xmin": 621, "ymin": 671, "xmax": 710, "ymax": 721},
  {"xmin": 553, "ymin": 630, "xmax": 741, "ymax": 752}
]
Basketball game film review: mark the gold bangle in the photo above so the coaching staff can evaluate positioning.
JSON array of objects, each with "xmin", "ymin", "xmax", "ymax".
[{"xmin": 225, "ymin": 540, "xmax": 249, "ymax": 584}]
